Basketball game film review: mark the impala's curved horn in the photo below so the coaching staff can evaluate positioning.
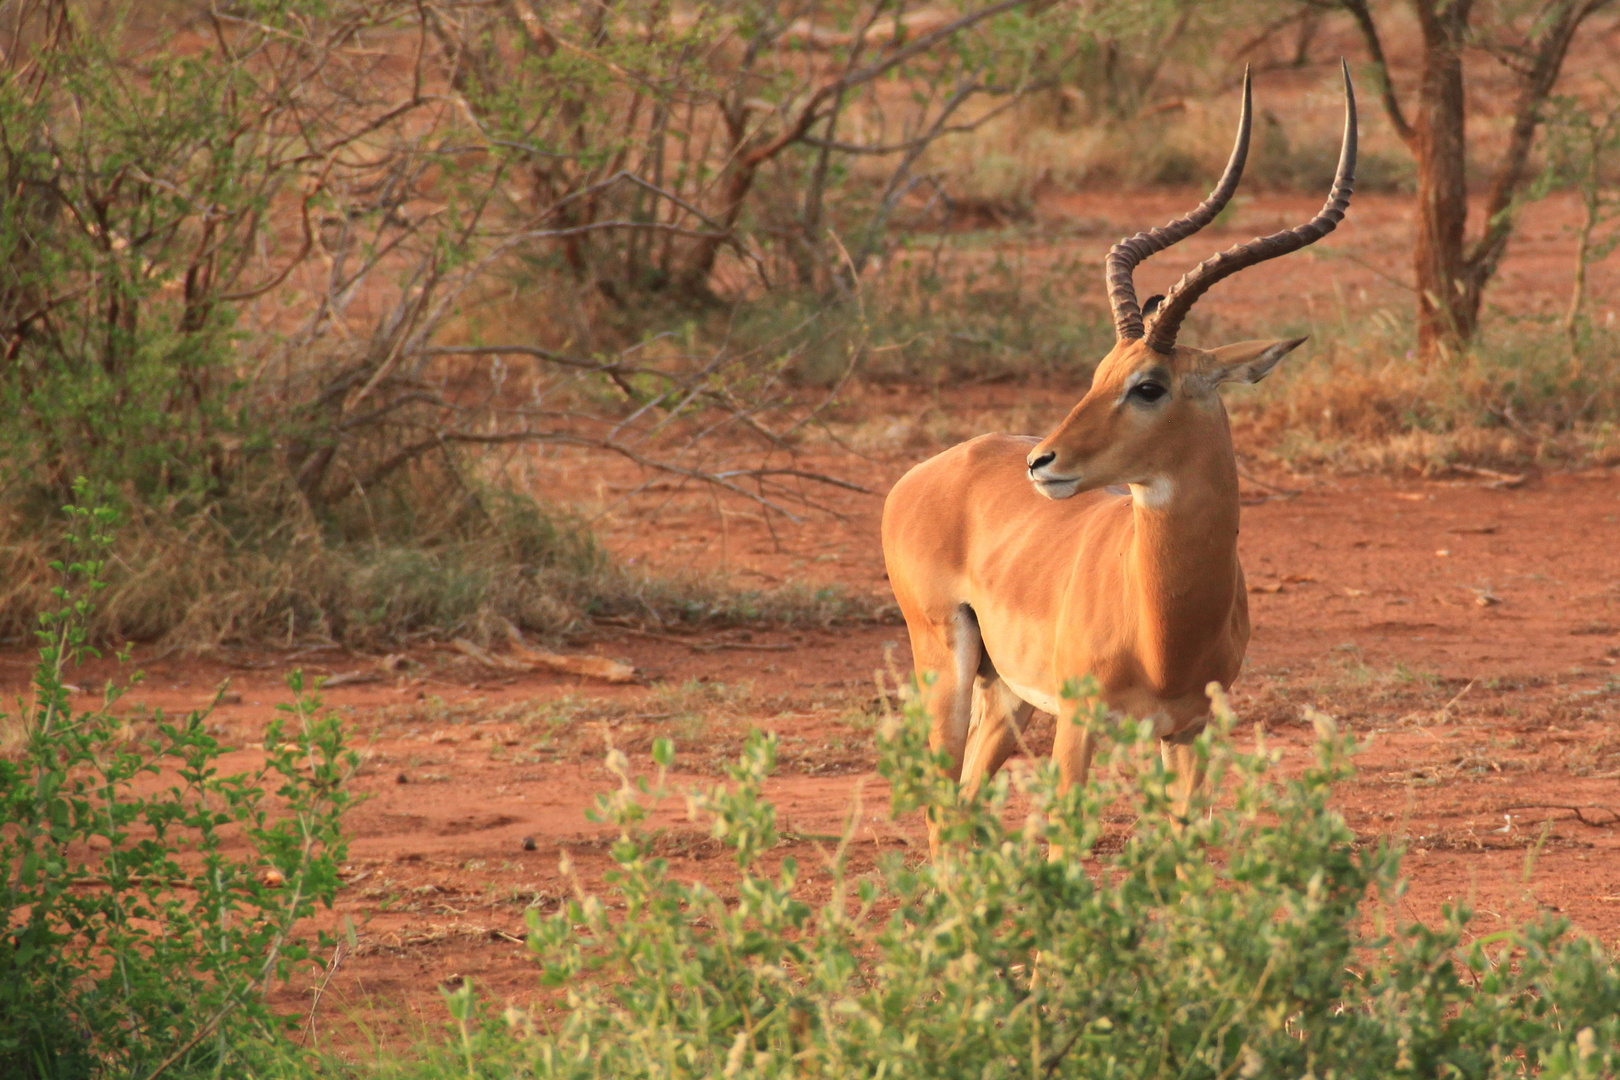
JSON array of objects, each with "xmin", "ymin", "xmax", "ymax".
[
  {"xmin": 1106, "ymin": 67, "xmax": 1252, "ymax": 342},
  {"xmin": 1145, "ymin": 60, "xmax": 1357, "ymax": 354}
]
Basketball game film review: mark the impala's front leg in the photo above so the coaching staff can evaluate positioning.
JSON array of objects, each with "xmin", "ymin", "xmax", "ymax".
[
  {"xmin": 1160, "ymin": 723, "xmax": 1208, "ymax": 827},
  {"xmin": 1047, "ymin": 706, "xmax": 1097, "ymax": 864},
  {"xmin": 1051, "ymin": 707, "xmax": 1097, "ymax": 794}
]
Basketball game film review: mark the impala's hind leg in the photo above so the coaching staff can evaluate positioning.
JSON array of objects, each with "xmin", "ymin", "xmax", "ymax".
[
  {"xmin": 961, "ymin": 676, "xmax": 1034, "ymax": 799},
  {"xmin": 902, "ymin": 604, "xmax": 980, "ymax": 781},
  {"xmin": 901, "ymin": 605, "xmax": 983, "ymax": 856}
]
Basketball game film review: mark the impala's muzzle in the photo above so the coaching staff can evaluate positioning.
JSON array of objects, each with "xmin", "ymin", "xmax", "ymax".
[
  {"xmin": 1032, "ymin": 476, "xmax": 1082, "ymax": 500},
  {"xmin": 1027, "ymin": 450, "xmax": 1082, "ymax": 500}
]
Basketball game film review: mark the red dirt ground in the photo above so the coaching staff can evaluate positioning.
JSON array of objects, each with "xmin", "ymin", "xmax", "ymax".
[
  {"xmin": 17, "ymin": 435, "xmax": 1620, "ymax": 1046},
  {"xmin": 8, "ymin": 182, "xmax": 1620, "ymax": 1047}
]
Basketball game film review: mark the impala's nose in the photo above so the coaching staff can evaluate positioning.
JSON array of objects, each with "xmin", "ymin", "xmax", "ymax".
[{"xmin": 1027, "ymin": 450, "xmax": 1056, "ymax": 472}]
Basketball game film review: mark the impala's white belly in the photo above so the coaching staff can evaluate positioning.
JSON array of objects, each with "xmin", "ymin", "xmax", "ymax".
[
  {"xmin": 1001, "ymin": 673, "xmax": 1181, "ymax": 736},
  {"xmin": 998, "ymin": 675, "xmax": 1062, "ymax": 717}
]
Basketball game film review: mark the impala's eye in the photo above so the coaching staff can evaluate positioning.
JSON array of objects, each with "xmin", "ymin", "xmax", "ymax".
[{"xmin": 1130, "ymin": 380, "xmax": 1168, "ymax": 403}]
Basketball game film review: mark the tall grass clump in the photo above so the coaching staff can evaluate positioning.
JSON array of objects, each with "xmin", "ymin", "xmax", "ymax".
[
  {"xmin": 731, "ymin": 248, "xmax": 1116, "ymax": 389},
  {"xmin": 0, "ymin": 488, "xmax": 354, "ymax": 1079},
  {"xmin": 375, "ymin": 685, "xmax": 1620, "ymax": 1079},
  {"xmin": 0, "ymin": 478, "xmax": 599, "ymax": 648},
  {"xmin": 1233, "ymin": 307, "xmax": 1620, "ymax": 473}
]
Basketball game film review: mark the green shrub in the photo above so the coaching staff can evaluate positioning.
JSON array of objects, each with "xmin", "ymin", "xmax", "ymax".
[
  {"xmin": 0, "ymin": 489, "xmax": 354, "ymax": 1079},
  {"xmin": 399, "ymin": 687, "xmax": 1620, "ymax": 1079}
]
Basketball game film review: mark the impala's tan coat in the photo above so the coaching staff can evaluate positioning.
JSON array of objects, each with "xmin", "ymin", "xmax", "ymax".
[
  {"xmin": 881, "ymin": 65, "xmax": 1356, "ymax": 849},
  {"xmin": 882, "ymin": 339, "xmax": 1297, "ymax": 813}
]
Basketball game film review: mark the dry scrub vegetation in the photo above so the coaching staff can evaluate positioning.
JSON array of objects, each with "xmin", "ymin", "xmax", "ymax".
[{"xmin": 1, "ymin": 0, "xmax": 1618, "ymax": 653}]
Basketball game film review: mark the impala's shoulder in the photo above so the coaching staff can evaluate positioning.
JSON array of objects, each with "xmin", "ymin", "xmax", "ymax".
[
  {"xmin": 958, "ymin": 432, "xmax": 1040, "ymax": 466},
  {"xmin": 891, "ymin": 434, "xmax": 1038, "ymax": 499}
]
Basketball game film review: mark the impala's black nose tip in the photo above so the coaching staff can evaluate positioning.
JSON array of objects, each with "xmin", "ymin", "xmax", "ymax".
[{"xmin": 1027, "ymin": 451, "xmax": 1056, "ymax": 472}]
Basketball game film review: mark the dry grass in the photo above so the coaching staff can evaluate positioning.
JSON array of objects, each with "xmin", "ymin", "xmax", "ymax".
[
  {"xmin": 0, "ymin": 476, "xmax": 882, "ymax": 652},
  {"xmin": 901, "ymin": 63, "xmax": 1417, "ymax": 219},
  {"xmin": 727, "ymin": 243, "xmax": 1114, "ymax": 388},
  {"xmin": 6, "ymin": 39, "xmax": 1609, "ymax": 652},
  {"xmin": 1233, "ymin": 315, "xmax": 1620, "ymax": 474},
  {"xmin": 351, "ymin": 675, "xmax": 878, "ymax": 776},
  {"xmin": 733, "ymin": 229, "xmax": 1620, "ymax": 475}
]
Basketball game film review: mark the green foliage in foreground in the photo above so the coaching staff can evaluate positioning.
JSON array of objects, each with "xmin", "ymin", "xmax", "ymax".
[
  {"xmin": 0, "ymin": 491, "xmax": 353, "ymax": 1079},
  {"xmin": 386, "ymin": 693, "xmax": 1620, "ymax": 1080}
]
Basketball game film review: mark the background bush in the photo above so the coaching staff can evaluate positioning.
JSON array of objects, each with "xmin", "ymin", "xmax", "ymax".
[
  {"xmin": 3, "ymin": 1, "xmax": 1615, "ymax": 648},
  {"xmin": 0, "ymin": 0, "xmax": 1100, "ymax": 647}
]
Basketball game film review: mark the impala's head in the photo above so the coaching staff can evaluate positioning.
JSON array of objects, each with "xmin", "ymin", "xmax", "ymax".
[
  {"xmin": 1027, "ymin": 62, "xmax": 1356, "ymax": 503},
  {"xmin": 1026, "ymin": 335, "xmax": 1307, "ymax": 500}
]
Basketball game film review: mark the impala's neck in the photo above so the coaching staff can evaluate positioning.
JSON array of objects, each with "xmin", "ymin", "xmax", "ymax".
[{"xmin": 1124, "ymin": 420, "xmax": 1243, "ymax": 689}]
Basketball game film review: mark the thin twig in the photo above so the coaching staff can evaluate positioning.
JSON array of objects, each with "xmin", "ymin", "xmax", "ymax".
[
  {"xmin": 140, "ymin": 998, "xmax": 240, "ymax": 1080},
  {"xmin": 1501, "ymin": 803, "xmax": 1620, "ymax": 827}
]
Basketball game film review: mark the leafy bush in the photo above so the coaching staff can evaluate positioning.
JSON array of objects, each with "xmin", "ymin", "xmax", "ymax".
[
  {"xmin": 0, "ymin": 2, "xmax": 253, "ymax": 503},
  {"xmin": 405, "ymin": 686, "xmax": 1620, "ymax": 1079},
  {"xmin": 0, "ymin": 491, "xmax": 354, "ymax": 1079},
  {"xmin": 0, "ymin": 0, "xmax": 1088, "ymax": 518},
  {"xmin": 0, "ymin": 0, "xmax": 1080, "ymax": 647}
]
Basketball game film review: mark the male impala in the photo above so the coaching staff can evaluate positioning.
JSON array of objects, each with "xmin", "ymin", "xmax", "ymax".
[{"xmin": 883, "ymin": 64, "xmax": 1355, "ymax": 842}]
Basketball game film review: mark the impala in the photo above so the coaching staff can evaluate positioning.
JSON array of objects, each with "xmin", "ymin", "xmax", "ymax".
[{"xmin": 882, "ymin": 64, "xmax": 1355, "ymax": 845}]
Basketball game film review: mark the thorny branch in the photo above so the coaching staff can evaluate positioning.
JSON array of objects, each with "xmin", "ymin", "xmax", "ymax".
[{"xmin": 238, "ymin": 0, "xmax": 1071, "ymax": 521}]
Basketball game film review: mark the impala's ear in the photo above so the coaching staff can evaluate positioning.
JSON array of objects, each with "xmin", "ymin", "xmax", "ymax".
[{"xmin": 1197, "ymin": 336, "xmax": 1307, "ymax": 388}]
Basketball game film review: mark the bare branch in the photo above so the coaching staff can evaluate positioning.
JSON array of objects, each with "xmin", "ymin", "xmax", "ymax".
[
  {"xmin": 741, "ymin": 0, "xmax": 1040, "ymax": 172},
  {"xmin": 1340, "ymin": 0, "xmax": 1415, "ymax": 146},
  {"xmin": 1465, "ymin": 0, "xmax": 1618, "ymax": 286}
]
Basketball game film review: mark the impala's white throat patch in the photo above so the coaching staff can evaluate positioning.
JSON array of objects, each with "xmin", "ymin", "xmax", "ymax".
[{"xmin": 1129, "ymin": 477, "xmax": 1174, "ymax": 510}]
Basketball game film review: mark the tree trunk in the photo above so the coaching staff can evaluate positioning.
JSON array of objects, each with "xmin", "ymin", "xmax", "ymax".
[
  {"xmin": 1343, "ymin": 0, "xmax": 1612, "ymax": 363},
  {"xmin": 1409, "ymin": 0, "xmax": 1474, "ymax": 360}
]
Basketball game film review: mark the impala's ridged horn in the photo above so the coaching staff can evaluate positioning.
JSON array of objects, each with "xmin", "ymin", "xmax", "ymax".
[
  {"xmin": 1144, "ymin": 60, "xmax": 1357, "ymax": 354},
  {"xmin": 1105, "ymin": 67, "xmax": 1252, "ymax": 343}
]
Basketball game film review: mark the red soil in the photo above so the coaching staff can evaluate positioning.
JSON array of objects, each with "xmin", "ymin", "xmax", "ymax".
[{"xmin": 17, "ymin": 438, "xmax": 1620, "ymax": 1046}]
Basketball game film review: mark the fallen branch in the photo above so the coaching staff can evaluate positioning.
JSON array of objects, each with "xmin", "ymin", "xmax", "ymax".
[
  {"xmin": 1501, "ymin": 803, "xmax": 1620, "ymax": 827},
  {"xmin": 1451, "ymin": 463, "xmax": 1528, "ymax": 489},
  {"xmin": 452, "ymin": 631, "xmax": 638, "ymax": 684},
  {"xmin": 1236, "ymin": 467, "xmax": 1302, "ymax": 499},
  {"xmin": 322, "ymin": 671, "xmax": 385, "ymax": 688},
  {"xmin": 516, "ymin": 646, "xmax": 637, "ymax": 684}
]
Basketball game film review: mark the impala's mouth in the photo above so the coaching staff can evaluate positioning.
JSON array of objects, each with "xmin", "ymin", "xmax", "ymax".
[{"xmin": 1029, "ymin": 472, "xmax": 1082, "ymax": 500}]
